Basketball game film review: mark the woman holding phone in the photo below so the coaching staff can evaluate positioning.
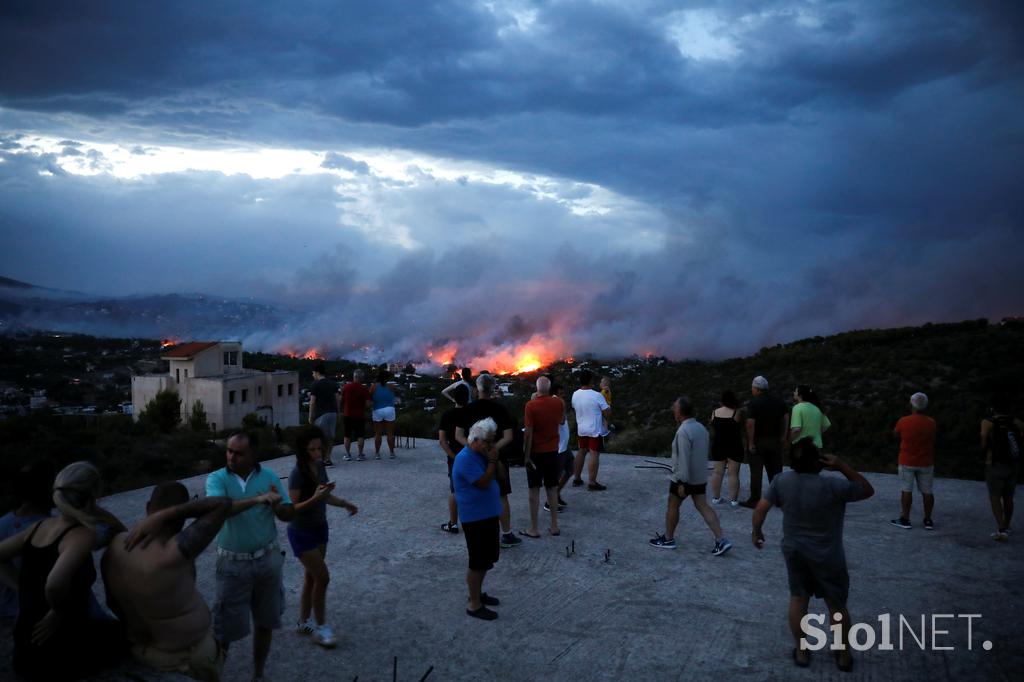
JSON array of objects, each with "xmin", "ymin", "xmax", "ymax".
[{"xmin": 288, "ymin": 425, "xmax": 358, "ymax": 648}]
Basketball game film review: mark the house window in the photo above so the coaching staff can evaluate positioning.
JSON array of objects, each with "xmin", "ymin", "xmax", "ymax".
[
  {"xmin": 223, "ymin": 352, "xmax": 230, "ymax": 365},
  {"xmin": 288, "ymin": 383, "xmax": 294, "ymax": 396},
  {"xmin": 242, "ymin": 389, "xmax": 248, "ymax": 403},
  {"xmin": 223, "ymin": 351, "xmax": 239, "ymax": 366},
  {"xmin": 229, "ymin": 390, "xmax": 236, "ymax": 405},
  {"xmin": 277, "ymin": 384, "xmax": 283, "ymax": 397}
]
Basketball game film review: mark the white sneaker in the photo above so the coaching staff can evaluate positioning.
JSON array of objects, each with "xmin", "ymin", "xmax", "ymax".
[
  {"xmin": 296, "ymin": 619, "xmax": 315, "ymax": 635},
  {"xmin": 711, "ymin": 497, "xmax": 723, "ymax": 505},
  {"xmin": 730, "ymin": 500, "xmax": 740, "ymax": 509},
  {"xmin": 313, "ymin": 623, "xmax": 338, "ymax": 648},
  {"xmin": 343, "ymin": 454, "xmax": 352, "ymax": 462}
]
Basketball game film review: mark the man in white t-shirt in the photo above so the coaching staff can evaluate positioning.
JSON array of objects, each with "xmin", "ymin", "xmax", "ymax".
[{"xmin": 571, "ymin": 370, "xmax": 611, "ymax": 491}]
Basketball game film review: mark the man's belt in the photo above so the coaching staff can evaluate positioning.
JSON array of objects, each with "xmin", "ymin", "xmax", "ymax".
[{"xmin": 216, "ymin": 541, "xmax": 278, "ymax": 561}]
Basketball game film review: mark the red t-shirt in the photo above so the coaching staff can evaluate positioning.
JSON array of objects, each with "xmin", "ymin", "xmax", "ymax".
[
  {"xmin": 524, "ymin": 395, "xmax": 564, "ymax": 453},
  {"xmin": 895, "ymin": 414, "xmax": 936, "ymax": 467},
  {"xmin": 342, "ymin": 382, "xmax": 371, "ymax": 418}
]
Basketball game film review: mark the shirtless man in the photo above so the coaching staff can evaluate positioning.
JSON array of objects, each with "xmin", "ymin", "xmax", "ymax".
[{"xmin": 102, "ymin": 481, "xmax": 258, "ymax": 681}]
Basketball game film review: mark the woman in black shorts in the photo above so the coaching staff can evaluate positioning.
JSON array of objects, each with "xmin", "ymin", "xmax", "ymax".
[{"xmin": 709, "ymin": 390, "xmax": 745, "ymax": 507}]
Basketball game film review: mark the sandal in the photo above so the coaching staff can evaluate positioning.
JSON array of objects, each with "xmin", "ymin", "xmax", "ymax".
[
  {"xmin": 792, "ymin": 647, "xmax": 810, "ymax": 668},
  {"xmin": 441, "ymin": 522, "xmax": 459, "ymax": 534},
  {"xmin": 549, "ymin": 528, "xmax": 561, "ymax": 536},
  {"xmin": 519, "ymin": 530, "xmax": 541, "ymax": 539}
]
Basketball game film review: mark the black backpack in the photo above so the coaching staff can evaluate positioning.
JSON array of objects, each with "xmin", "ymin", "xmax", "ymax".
[{"xmin": 990, "ymin": 416, "xmax": 1022, "ymax": 463}]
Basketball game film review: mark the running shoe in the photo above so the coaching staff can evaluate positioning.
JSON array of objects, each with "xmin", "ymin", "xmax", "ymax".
[
  {"xmin": 543, "ymin": 501, "xmax": 567, "ymax": 512},
  {"xmin": 923, "ymin": 518, "xmax": 934, "ymax": 531},
  {"xmin": 343, "ymin": 454, "xmax": 352, "ymax": 462},
  {"xmin": 312, "ymin": 624, "xmax": 337, "ymax": 648},
  {"xmin": 649, "ymin": 534, "xmax": 677, "ymax": 549},
  {"xmin": 571, "ymin": 478, "xmax": 584, "ymax": 487},
  {"xmin": 991, "ymin": 531, "xmax": 1008, "ymax": 542},
  {"xmin": 890, "ymin": 518, "xmax": 912, "ymax": 529},
  {"xmin": 296, "ymin": 619, "xmax": 315, "ymax": 635},
  {"xmin": 587, "ymin": 482, "xmax": 607, "ymax": 491},
  {"xmin": 711, "ymin": 497, "xmax": 724, "ymax": 505},
  {"xmin": 500, "ymin": 533, "xmax": 522, "ymax": 548},
  {"xmin": 729, "ymin": 500, "xmax": 740, "ymax": 509},
  {"xmin": 356, "ymin": 454, "xmax": 366, "ymax": 461},
  {"xmin": 711, "ymin": 537, "xmax": 733, "ymax": 556}
]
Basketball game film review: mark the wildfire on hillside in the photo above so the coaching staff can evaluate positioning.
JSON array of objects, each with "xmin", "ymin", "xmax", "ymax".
[
  {"xmin": 281, "ymin": 347, "xmax": 324, "ymax": 360},
  {"xmin": 426, "ymin": 336, "xmax": 569, "ymax": 375},
  {"xmin": 160, "ymin": 338, "xmax": 181, "ymax": 348}
]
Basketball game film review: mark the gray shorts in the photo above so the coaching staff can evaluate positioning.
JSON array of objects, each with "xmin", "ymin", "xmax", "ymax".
[
  {"xmin": 898, "ymin": 465, "xmax": 934, "ymax": 495},
  {"xmin": 314, "ymin": 412, "xmax": 338, "ymax": 442},
  {"xmin": 213, "ymin": 549, "xmax": 285, "ymax": 644}
]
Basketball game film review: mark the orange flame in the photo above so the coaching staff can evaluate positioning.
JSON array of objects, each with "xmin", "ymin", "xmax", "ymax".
[
  {"xmin": 302, "ymin": 348, "xmax": 322, "ymax": 360},
  {"xmin": 428, "ymin": 336, "xmax": 568, "ymax": 375},
  {"xmin": 160, "ymin": 338, "xmax": 181, "ymax": 348}
]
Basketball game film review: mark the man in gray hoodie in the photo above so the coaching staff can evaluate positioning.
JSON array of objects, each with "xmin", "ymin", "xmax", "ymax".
[{"xmin": 650, "ymin": 396, "xmax": 733, "ymax": 555}]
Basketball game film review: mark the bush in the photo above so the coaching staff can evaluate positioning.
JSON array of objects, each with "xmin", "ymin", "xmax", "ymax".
[
  {"xmin": 138, "ymin": 390, "xmax": 182, "ymax": 434},
  {"xmin": 189, "ymin": 400, "xmax": 209, "ymax": 432}
]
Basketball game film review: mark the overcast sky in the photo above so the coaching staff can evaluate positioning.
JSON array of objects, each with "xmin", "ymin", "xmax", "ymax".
[{"xmin": 1, "ymin": 1, "xmax": 1021, "ymax": 363}]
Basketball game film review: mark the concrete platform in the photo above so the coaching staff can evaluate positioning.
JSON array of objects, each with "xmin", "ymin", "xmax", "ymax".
[{"xmin": 3, "ymin": 442, "xmax": 1022, "ymax": 681}]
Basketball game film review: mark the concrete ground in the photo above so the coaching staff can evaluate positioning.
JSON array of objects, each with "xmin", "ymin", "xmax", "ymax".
[{"xmin": 3, "ymin": 441, "xmax": 1022, "ymax": 681}]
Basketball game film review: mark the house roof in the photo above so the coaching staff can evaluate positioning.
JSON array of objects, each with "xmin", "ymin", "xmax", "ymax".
[{"xmin": 161, "ymin": 341, "xmax": 218, "ymax": 359}]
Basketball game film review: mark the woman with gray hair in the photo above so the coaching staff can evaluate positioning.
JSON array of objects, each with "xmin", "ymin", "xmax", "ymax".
[
  {"xmin": 451, "ymin": 418, "xmax": 504, "ymax": 620},
  {"xmin": 0, "ymin": 461, "xmax": 127, "ymax": 680}
]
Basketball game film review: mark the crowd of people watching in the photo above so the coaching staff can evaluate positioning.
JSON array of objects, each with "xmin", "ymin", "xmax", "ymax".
[{"xmin": 0, "ymin": 363, "xmax": 1018, "ymax": 679}]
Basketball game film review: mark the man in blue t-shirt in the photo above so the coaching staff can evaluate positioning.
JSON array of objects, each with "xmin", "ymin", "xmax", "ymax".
[
  {"xmin": 205, "ymin": 431, "xmax": 294, "ymax": 681},
  {"xmin": 452, "ymin": 417, "xmax": 503, "ymax": 620}
]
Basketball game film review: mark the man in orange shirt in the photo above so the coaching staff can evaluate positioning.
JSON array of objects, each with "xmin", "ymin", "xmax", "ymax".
[
  {"xmin": 890, "ymin": 392, "xmax": 937, "ymax": 530},
  {"xmin": 521, "ymin": 376, "xmax": 566, "ymax": 538}
]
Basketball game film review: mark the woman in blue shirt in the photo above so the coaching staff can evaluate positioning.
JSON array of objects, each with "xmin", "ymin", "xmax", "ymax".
[
  {"xmin": 369, "ymin": 369, "xmax": 398, "ymax": 459},
  {"xmin": 452, "ymin": 417, "xmax": 503, "ymax": 620}
]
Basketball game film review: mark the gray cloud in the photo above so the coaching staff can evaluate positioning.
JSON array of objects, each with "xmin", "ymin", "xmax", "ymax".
[{"xmin": 0, "ymin": 0, "xmax": 1021, "ymax": 362}]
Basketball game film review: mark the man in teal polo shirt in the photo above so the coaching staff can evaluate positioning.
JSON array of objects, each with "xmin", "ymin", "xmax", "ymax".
[{"xmin": 206, "ymin": 431, "xmax": 294, "ymax": 682}]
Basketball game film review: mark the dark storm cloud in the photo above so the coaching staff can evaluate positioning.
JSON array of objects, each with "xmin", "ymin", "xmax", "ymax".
[{"xmin": 0, "ymin": 0, "xmax": 1021, "ymax": 360}]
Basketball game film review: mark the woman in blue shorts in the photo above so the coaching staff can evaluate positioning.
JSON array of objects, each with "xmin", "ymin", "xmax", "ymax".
[{"xmin": 288, "ymin": 426, "xmax": 358, "ymax": 648}]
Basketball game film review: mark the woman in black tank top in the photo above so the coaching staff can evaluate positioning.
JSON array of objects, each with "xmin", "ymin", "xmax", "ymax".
[
  {"xmin": 0, "ymin": 462, "xmax": 127, "ymax": 680},
  {"xmin": 709, "ymin": 390, "xmax": 746, "ymax": 506}
]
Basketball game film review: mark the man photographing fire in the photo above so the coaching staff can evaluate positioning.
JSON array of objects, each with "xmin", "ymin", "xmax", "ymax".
[{"xmin": 751, "ymin": 440, "xmax": 874, "ymax": 672}]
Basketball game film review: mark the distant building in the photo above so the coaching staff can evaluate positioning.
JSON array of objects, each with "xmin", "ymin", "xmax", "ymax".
[{"xmin": 131, "ymin": 341, "xmax": 299, "ymax": 431}]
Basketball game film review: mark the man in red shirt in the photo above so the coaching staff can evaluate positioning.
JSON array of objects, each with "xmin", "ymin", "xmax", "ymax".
[
  {"xmin": 521, "ymin": 376, "xmax": 566, "ymax": 538},
  {"xmin": 341, "ymin": 369, "xmax": 371, "ymax": 461},
  {"xmin": 890, "ymin": 392, "xmax": 937, "ymax": 530}
]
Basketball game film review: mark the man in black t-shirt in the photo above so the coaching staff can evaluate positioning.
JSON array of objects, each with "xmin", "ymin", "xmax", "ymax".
[
  {"xmin": 455, "ymin": 374, "xmax": 521, "ymax": 548},
  {"xmin": 438, "ymin": 384, "xmax": 470, "ymax": 533},
  {"xmin": 308, "ymin": 363, "xmax": 339, "ymax": 465},
  {"xmin": 741, "ymin": 375, "xmax": 789, "ymax": 508}
]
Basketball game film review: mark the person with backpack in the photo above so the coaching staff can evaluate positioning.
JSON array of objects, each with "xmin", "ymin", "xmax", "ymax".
[{"xmin": 981, "ymin": 394, "xmax": 1022, "ymax": 541}]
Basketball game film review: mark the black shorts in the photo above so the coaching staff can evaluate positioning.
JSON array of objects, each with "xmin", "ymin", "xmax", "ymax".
[
  {"xmin": 343, "ymin": 416, "xmax": 366, "ymax": 439},
  {"xmin": 668, "ymin": 480, "xmax": 706, "ymax": 498},
  {"xmin": 526, "ymin": 451, "xmax": 560, "ymax": 488},
  {"xmin": 462, "ymin": 516, "xmax": 500, "ymax": 571},
  {"xmin": 558, "ymin": 450, "xmax": 575, "ymax": 478},
  {"xmin": 497, "ymin": 458, "xmax": 512, "ymax": 496}
]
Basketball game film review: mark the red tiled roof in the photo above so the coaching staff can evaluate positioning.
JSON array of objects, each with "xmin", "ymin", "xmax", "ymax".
[{"xmin": 161, "ymin": 341, "xmax": 218, "ymax": 358}]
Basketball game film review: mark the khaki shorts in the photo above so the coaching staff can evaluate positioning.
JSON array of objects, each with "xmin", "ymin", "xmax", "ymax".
[
  {"xmin": 133, "ymin": 630, "xmax": 223, "ymax": 682},
  {"xmin": 213, "ymin": 549, "xmax": 285, "ymax": 644},
  {"xmin": 898, "ymin": 465, "xmax": 934, "ymax": 495}
]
